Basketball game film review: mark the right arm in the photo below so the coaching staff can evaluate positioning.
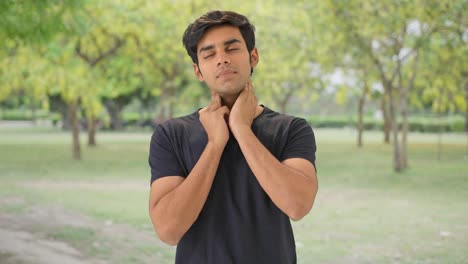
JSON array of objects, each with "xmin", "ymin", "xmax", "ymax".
[{"xmin": 149, "ymin": 93, "xmax": 229, "ymax": 246}]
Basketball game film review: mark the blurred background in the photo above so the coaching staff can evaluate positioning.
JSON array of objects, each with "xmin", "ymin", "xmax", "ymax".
[{"xmin": 0, "ymin": 0, "xmax": 467, "ymax": 263}]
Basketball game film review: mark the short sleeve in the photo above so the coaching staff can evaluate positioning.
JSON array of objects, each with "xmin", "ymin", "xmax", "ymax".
[
  {"xmin": 280, "ymin": 118, "xmax": 317, "ymax": 169},
  {"xmin": 148, "ymin": 125, "xmax": 186, "ymax": 185}
]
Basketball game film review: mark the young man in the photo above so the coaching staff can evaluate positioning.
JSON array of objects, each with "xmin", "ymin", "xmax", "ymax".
[{"xmin": 148, "ymin": 10, "xmax": 318, "ymax": 264}]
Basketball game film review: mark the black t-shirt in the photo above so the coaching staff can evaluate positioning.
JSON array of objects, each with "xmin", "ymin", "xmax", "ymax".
[{"xmin": 149, "ymin": 106, "xmax": 316, "ymax": 264}]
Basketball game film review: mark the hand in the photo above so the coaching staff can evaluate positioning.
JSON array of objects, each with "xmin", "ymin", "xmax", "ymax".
[
  {"xmin": 229, "ymin": 80, "xmax": 257, "ymax": 137},
  {"xmin": 199, "ymin": 92, "xmax": 230, "ymax": 149}
]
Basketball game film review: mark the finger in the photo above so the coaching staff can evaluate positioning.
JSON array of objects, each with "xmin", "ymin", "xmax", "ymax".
[
  {"xmin": 198, "ymin": 107, "xmax": 206, "ymax": 116},
  {"xmin": 246, "ymin": 80, "xmax": 252, "ymax": 91},
  {"xmin": 242, "ymin": 81, "xmax": 249, "ymax": 94},
  {"xmin": 212, "ymin": 93, "xmax": 222, "ymax": 108},
  {"xmin": 249, "ymin": 81, "xmax": 256, "ymax": 96},
  {"xmin": 238, "ymin": 82, "xmax": 248, "ymax": 98},
  {"xmin": 206, "ymin": 92, "xmax": 215, "ymax": 110},
  {"xmin": 217, "ymin": 105, "xmax": 230, "ymax": 116},
  {"xmin": 244, "ymin": 81, "xmax": 254, "ymax": 98},
  {"xmin": 243, "ymin": 81, "xmax": 254, "ymax": 100},
  {"xmin": 208, "ymin": 92, "xmax": 221, "ymax": 110}
]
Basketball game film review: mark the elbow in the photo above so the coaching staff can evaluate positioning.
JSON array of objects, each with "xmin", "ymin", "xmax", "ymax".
[
  {"xmin": 149, "ymin": 208, "xmax": 182, "ymax": 246},
  {"xmin": 288, "ymin": 190, "xmax": 317, "ymax": 221},
  {"xmin": 154, "ymin": 223, "xmax": 182, "ymax": 246},
  {"xmin": 288, "ymin": 205, "xmax": 312, "ymax": 221}
]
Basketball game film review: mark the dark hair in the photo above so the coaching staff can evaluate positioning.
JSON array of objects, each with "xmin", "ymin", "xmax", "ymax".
[{"xmin": 182, "ymin": 10, "xmax": 256, "ymax": 65}]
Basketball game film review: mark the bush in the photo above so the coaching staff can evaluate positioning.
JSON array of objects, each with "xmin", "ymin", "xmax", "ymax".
[
  {"xmin": 0, "ymin": 109, "xmax": 50, "ymax": 121},
  {"xmin": 2, "ymin": 108, "xmax": 464, "ymax": 133},
  {"xmin": 307, "ymin": 115, "xmax": 465, "ymax": 133}
]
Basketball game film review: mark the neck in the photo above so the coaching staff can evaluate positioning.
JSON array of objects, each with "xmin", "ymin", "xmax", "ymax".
[
  {"xmin": 221, "ymin": 94, "xmax": 264, "ymax": 118},
  {"xmin": 221, "ymin": 94, "xmax": 239, "ymax": 110}
]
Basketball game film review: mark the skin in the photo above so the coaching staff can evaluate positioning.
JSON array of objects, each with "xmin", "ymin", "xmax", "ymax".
[{"xmin": 149, "ymin": 25, "xmax": 318, "ymax": 246}]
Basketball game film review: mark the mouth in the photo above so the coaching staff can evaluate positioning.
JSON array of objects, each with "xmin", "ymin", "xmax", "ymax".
[{"xmin": 216, "ymin": 69, "xmax": 236, "ymax": 79}]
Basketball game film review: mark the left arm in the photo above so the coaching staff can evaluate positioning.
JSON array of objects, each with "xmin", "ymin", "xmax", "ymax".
[
  {"xmin": 229, "ymin": 81, "xmax": 318, "ymax": 221},
  {"xmin": 233, "ymin": 126, "xmax": 317, "ymax": 221}
]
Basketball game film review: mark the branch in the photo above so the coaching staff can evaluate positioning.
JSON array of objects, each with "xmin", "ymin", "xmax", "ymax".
[
  {"xmin": 75, "ymin": 39, "xmax": 91, "ymax": 63},
  {"xmin": 90, "ymin": 33, "xmax": 103, "ymax": 55},
  {"xmin": 125, "ymin": 32, "xmax": 160, "ymax": 70},
  {"xmin": 365, "ymin": 40, "xmax": 391, "ymax": 91},
  {"xmin": 388, "ymin": 24, "xmax": 407, "ymax": 85},
  {"xmin": 75, "ymin": 32, "xmax": 124, "ymax": 67},
  {"xmin": 407, "ymin": 51, "xmax": 420, "ymax": 91}
]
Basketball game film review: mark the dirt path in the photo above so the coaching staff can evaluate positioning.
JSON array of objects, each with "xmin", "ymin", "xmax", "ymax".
[
  {"xmin": 0, "ymin": 197, "xmax": 171, "ymax": 264},
  {"xmin": 0, "ymin": 227, "xmax": 93, "ymax": 264}
]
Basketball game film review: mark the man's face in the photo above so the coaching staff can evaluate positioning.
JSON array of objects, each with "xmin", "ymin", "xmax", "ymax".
[{"xmin": 193, "ymin": 25, "xmax": 258, "ymax": 97}]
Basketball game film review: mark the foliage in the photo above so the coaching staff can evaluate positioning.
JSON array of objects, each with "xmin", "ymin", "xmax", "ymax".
[
  {"xmin": 1, "ymin": 0, "xmax": 465, "ymax": 116},
  {"xmin": 415, "ymin": 8, "xmax": 467, "ymax": 114},
  {"xmin": 0, "ymin": 0, "xmax": 466, "ymax": 163},
  {"xmin": 0, "ymin": 0, "xmax": 84, "ymax": 44}
]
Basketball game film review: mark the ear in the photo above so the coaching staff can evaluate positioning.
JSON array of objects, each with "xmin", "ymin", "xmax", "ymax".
[
  {"xmin": 193, "ymin": 63, "xmax": 204, "ymax": 81},
  {"xmin": 250, "ymin": 48, "xmax": 259, "ymax": 68}
]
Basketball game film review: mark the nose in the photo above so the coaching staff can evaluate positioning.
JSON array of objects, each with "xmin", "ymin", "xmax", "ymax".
[{"xmin": 216, "ymin": 53, "xmax": 230, "ymax": 66}]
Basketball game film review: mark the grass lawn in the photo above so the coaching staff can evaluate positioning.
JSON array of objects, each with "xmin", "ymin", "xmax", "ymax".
[{"xmin": 0, "ymin": 126, "xmax": 467, "ymax": 263}]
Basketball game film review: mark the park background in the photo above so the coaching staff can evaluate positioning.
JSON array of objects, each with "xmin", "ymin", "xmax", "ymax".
[{"xmin": 0, "ymin": 0, "xmax": 467, "ymax": 263}]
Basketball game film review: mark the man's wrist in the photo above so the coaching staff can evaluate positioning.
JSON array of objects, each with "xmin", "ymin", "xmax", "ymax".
[
  {"xmin": 206, "ymin": 141, "xmax": 226, "ymax": 155},
  {"xmin": 231, "ymin": 124, "xmax": 253, "ymax": 140}
]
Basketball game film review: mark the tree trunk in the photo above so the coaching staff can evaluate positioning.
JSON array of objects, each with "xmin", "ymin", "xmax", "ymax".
[
  {"xmin": 104, "ymin": 100, "xmax": 123, "ymax": 130},
  {"xmin": 157, "ymin": 84, "xmax": 167, "ymax": 122},
  {"xmin": 280, "ymin": 101, "xmax": 287, "ymax": 114},
  {"xmin": 357, "ymin": 93, "xmax": 365, "ymax": 147},
  {"xmin": 400, "ymin": 87, "xmax": 408, "ymax": 169},
  {"xmin": 357, "ymin": 78, "xmax": 369, "ymax": 148},
  {"xmin": 437, "ymin": 88, "xmax": 444, "ymax": 161},
  {"xmin": 69, "ymin": 100, "xmax": 81, "ymax": 160},
  {"xmin": 278, "ymin": 90, "xmax": 293, "ymax": 114},
  {"xmin": 157, "ymin": 102, "xmax": 167, "ymax": 123},
  {"xmin": 169, "ymin": 101, "xmax": 174, "ymax": 119},
  {"xmin": 437, "ymin": 113, "xmax": 443, "ymax": 161},
  {"xmin": 465, "ymin": 79, "xmax": 468, "ymax": 133},
  {"xmin": 400, "ymin": 53, "xmax": 420, "ymax": 169},
  {"xmin": 48, "ymin": 94, "xmax": 71, "ymax": 130},
  {"xmin": 381, "ymin": 94, "xmax": 391, "ymax": 144},
  {"xmin": 389, "ymin": 87, "xmax": 402, "ymax": 172},
  {"xmin": 87, "ymin": 114, "xmax": 96, "ymax": 146},
  {"xmin": 60, "ymin": 110, "xmax": 72, "ymax": 130},
  {"xmin": 30, "ymin": 96, "xmax": 37, "ymax": 125},
  {"xmin": 169, "ymin": 85, "xmax": 175, "ymax": 119}
]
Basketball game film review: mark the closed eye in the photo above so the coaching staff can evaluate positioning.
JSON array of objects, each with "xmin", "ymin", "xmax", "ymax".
[{"xmin": 203, "ymin": 53, "xmax": 215, "ymax": 59}]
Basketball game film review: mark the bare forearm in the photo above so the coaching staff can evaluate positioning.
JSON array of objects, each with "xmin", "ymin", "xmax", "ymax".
[
  {"xmin": 151, "ymin": 142, "xmax": 223, "ymax": 244},
  {"xmin": 234, "ymin": 126, "xmax": 317, "ymax": 220}
]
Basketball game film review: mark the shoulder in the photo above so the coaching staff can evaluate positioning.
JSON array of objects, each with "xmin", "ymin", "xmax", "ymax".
[
  {"xmin": 150, "ymin": 111, "xmax": 201, "ymax": 144},
  {"xmin": 158, "ymin": 111, "xmax": 199, "ymax": 129},
  {"xmin": 153, "ymin": 111, "xmax": 199, "ymax": 134},
  {"xmin": 257, "ymin": 106, "xmax": 311, "ymax": 130}
]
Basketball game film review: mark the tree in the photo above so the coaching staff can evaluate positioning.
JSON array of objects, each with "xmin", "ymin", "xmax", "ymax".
[
  {"xmin": 322, "ymin": 0, "xmax": 460, "ymax": 171},
  {"xmin": 75, "ymin": 28, "xmax": 126, "ymax": 138},
  {"xmin": 414, "ymin": 1, "xmax": 467, "ymax": 130},
  {"xmin": 254, "ymin": 2, "xmax": 323, "ymax": 113},
  {"xmin": 0, "ymin": 0, "xmax": 87, "ymax": 159},
  {"xmin": 45, "ymin": 38, "xmax": 99, "ymax": 159},
  {"xmin": 0, "ymin": 0, "xmax": 82, "ymax": 44},
  {"xmin": 0, "ymin": 0, "xmax": 83, "ymax": 104}
]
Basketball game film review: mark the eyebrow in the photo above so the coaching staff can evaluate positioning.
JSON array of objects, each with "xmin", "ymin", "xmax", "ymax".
[{"xmin": 198, "ymin": 38, "xmax": 242, "ymax": 54}]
